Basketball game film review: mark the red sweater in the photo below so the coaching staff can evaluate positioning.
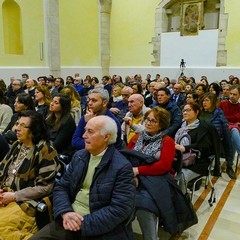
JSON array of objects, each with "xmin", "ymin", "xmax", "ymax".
[
  {"xmin": 218, "ymin": 100, "xmax": 240, "ymax": 123},
  {"xmin": 127, "ymin": 134, "xmax": 175, "ymax": 175}
]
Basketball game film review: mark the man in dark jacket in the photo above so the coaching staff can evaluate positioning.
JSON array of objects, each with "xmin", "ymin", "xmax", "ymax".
[
  {"xmin": 151, "ymin": 88, "xmax": 183, "ymax": 138},
  {"xmin": 30, "ymin": 115, "xmax": 135, "ymax": 240},
  {"xmin": 72, "ymin": 88, "xmax": 122, "ymax": 150}
]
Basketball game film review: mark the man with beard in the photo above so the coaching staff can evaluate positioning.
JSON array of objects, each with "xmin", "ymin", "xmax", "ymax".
[{"xmin": 72, "ymin": 88, "xmax": 122, "ymax": 150}]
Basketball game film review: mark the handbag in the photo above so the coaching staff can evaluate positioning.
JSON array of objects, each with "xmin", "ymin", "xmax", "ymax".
[{"xmin": 182, "ymin": 149, "xmax": 200, "ymax": 167}]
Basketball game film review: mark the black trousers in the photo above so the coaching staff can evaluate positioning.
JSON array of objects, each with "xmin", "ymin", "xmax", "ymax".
[{"xmin": 29, "ymin": 221, "xmax": 82, "ymax": 240}]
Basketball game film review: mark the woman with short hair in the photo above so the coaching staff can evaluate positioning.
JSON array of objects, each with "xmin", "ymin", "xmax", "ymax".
[
  {"xmin": 127, "ymin": 106, "xmax": 176, "ymax": 239},
  {"xmin": 175, "ymin": 102, "xmax": 221, "ymax": 192}
]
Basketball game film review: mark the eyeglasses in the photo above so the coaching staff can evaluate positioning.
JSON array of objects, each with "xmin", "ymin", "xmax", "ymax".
[
  {"xmin": 182, "ymin": 108, "xmax": 193, "ymax": 113},
  {"xmin": 186, "ymin": 96, "xmax": 193, "ymax": 99},
  {"xmin": 145, "ymin": 118, "xmax": 158, "ymax": 125},
  {"xmin": 121, "ymin": 94, "xmax": 129, "ymax": 97},
  {"xmin": 15, "ymin": 121, "xmax": 30, "ymax": 129}
]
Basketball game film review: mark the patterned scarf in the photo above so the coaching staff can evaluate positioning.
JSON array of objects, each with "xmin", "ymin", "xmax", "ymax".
[
  {"xmin": 134, "ymin": 130, "xmax": 165, "ymax": 157},
  {"xmin": 174, "ymin": 119, "xmax": 200, "ymax": 145}
]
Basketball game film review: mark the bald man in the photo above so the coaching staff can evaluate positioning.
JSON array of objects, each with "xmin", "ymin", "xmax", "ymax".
[{"xmin": 122, "ymin": 94, "xmax": 150, "ymax": 143}]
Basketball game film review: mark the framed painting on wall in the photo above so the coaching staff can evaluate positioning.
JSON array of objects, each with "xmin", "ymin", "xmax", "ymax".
[{"xmin": 180, "ymin": 0, "xmax": 204, "ymax": 36}]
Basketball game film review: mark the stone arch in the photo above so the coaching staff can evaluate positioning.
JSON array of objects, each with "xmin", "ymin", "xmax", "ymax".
[
  {"xmin": 2, "ymin": 0, "xmax": 23, "ymax": 54},
  {"xmin": 151, "ymin": 0, "xmax": 227, "ymax": 66}
]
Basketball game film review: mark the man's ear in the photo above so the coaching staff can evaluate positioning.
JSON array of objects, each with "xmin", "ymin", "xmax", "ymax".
[
  {"xmin": 102, "ymin": 100, "xmax": 108, "ymax": 107},
  {"xmin": 104, "ymin": 133, "xmax": 111, "ymax": 143}
]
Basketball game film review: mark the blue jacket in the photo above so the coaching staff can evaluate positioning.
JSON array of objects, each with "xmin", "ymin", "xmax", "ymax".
[
  {"xmin": 200, "ymin": 108, "xmax": 234, "ymax": 166},
  {"xmin": 71, "ymin": 109, "xmax": 122, "ymax": 150},
  {"xmin": 53, "ymin": 145, "xmax": 135, "ymax": 239},
  {"xmin": 150, "ymin": 100, "xmax": 183, "ymax": 138},
  {"xmin": 120, "ymin": 150, "xmax": 198, "ymax": 234}
]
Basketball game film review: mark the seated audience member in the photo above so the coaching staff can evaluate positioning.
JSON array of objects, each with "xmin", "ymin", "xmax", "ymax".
[
  {"xmin": 152, "ymin": 88, "xmax": 183, "ymax": 138},
  {"xmin": 73, "ymin": 77, "xmax": 83, "ymax": 94},
  {"xmin": 72, "ymin": 88, "xmax": 122, "ymax": 150},
  {"xmin": 200, "ymin": 93, "xmax": 235, "ymax": 179},
  {"xmin": 37, "ymin": 76, "xmax": 47, "ymax": 86},
  {"xmin": 195, "ymin": 83, "xmax": 208, "ymax": 104},
  {"xmin": 209, "ymin": 82, "xmax": 221, "ymax": 98},
  {"xmin": 219, "ymin": 83, "xmax": 231, "ymax": 101},
  {"xmin": 101, "ymin": 75, "xmax": 112, "ymax": 97},
  {"xmin": 218, "ymin": 85, "xmax": 240, "ymax": 160},
  {"xmin": 46, "ymin": 93, "xmax": 76, "ymax": 162},
  {"xmin": 35, "ymin": 85, "xmax": 52, "ymax": 119},
  {"xmin": 30, "ymin": 116, "xmax": 135, "ymax": 240},
  {"xmin": 230, "ymin": 77, "xmax": 239, "ymax": 85},
  {"xmin": 131, "ymin": 82, "xmax": 143, "ymax": 95},
  {"xmin": 185, "ymin": 84, "xmax": 194, "ymax": 95},
  {"xmin": 60, "ymin": 85, "xmax": 81, "ymax": 125},
  {"xmin": 110, "ymin": 86, "xmax": 133, "ymax": 123},
  {"xmin": 0, "ymin": 110, "xmax": 59, "ymax": 239},
  {"xmin": 0, "ymin": 88, "xmax": 13, "ymax": 133},
  {"xmin": 91, "ymin": 77, "xmax": 99, "ymax": 87},
  {"xmin": 24, "ymin": 79, "xmax": 36, "ymax": 99},
  {"xmin": 171, "ymin": 83, "xmax": 186, "ymax": 107},
  {"xmin": 122, "ymin": 94, "xmax": 150, "ymax": 144},
  {"xmin": 186, "ymin": 92, "xmax": 199, "ymax": 104},
  {"xmin": 79, "ymin": 78, "xmax": 93, "ymax": 114},
  {"xmin": 200, "ymin": 77, "xmax": 209, "ymax": 89},
  {"xmin": 66, "ymin": 75, "xmax": 74, "ymax": 85},
  {"xmin": 47, "ymin": 77, "xmax": 58, "ymax": 97},
  {"xmin": 144, "ymin": 81, "xmax": 157, "ymax": 107},
  {"xmin": 175, "ymin": 102, "xmax": 221, "ymax": 193},
  {"xmin": 2, "ymin": 93, "xmax": 35, "ymax": 144},
  {"xmin": 108, "ymin": 85, "xmax": 123, "ymax": 108},
  {"xmin": 54, "ymin": 77, "xmax": 64, "ymax": 93},
  {"xmin": 6, "ymin": 79, "xmax": 24, "ymax": 110},
  {"xmin": 188, "ymin": 77, "xmax": 196, "ymax": 88},
  {"xmin": 127, "ymin": 107, "xmax": 175, "ymax": 239},
  {"xmin": 141, "ymin": 79, "xmax": 149, "ymax": 97},
  {"xmin": 220, "ymin": 79, "xmax": 228, "ymax": 89}
]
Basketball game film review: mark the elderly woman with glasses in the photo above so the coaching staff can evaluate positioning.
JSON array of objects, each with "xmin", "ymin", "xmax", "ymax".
[
  {"xmin": 127, "ymin": 106, "xmax": 176, "ymax": 239},
  {"xmin": 0, "ymin": 110, "xmax": 59, "ymax": 239},
  {"xmin": 175, "ymin": 102, "xmax": 221, "ymax": 193}
]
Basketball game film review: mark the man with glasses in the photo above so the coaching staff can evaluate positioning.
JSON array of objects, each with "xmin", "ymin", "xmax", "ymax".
[
  {"xmin": 73, "ymin": 77, "xmax": 83, "ymax": 94},
  {"xmin": 7, "ymin": 79, "xmax": 24, "ymax": 110}
]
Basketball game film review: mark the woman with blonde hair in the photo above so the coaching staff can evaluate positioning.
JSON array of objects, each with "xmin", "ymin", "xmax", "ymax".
[
  {"xmin": 35, "ymin": 85, "xmax": 52, "ymax": 119},
  {"xmin": 60, "ymin": 85, "xmax": 81, "ymax": 125}
]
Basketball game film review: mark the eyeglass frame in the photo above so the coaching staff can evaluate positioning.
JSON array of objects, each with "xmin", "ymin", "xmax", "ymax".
[
  {"xmin": 144, "ymin": 117, "xmax": 159, "ymax": 125},
  {"xmin": 15, "ymin": 121, "xmax": 30, "ymax": 129}
]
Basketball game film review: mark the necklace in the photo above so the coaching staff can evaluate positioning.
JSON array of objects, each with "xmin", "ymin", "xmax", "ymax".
[{"xmin": 11, "ymin": 144, "xmax": 31, "ymax": 175}]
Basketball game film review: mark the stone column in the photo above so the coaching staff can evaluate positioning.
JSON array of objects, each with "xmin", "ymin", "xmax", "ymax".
[
  {"xmin": 44, "ymin": 0, "xmax": 61, "ymax": 77},
  {"xmin": 99, "ymin": 0, "xmax": 112, "ymax": 77}
]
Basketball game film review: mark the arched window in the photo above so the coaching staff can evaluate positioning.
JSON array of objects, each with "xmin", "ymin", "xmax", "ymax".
[{"xmin": 2, "ymin": 0, "xmax": 23, "ymax": 54}]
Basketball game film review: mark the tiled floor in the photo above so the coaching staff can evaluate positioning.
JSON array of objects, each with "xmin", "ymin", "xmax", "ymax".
[{"xmin": 133, "ymin": 156, "xmax": 240, "ymax": 240}]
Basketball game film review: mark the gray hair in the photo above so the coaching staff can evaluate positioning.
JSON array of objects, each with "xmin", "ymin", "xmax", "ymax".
[
  {"xmin": 97, "ymin": 116, "xmax": 117, "ymax": 145},
  {"xmin": 88, "ymin": 88, "xmax": 109, "ymax": 102}
]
